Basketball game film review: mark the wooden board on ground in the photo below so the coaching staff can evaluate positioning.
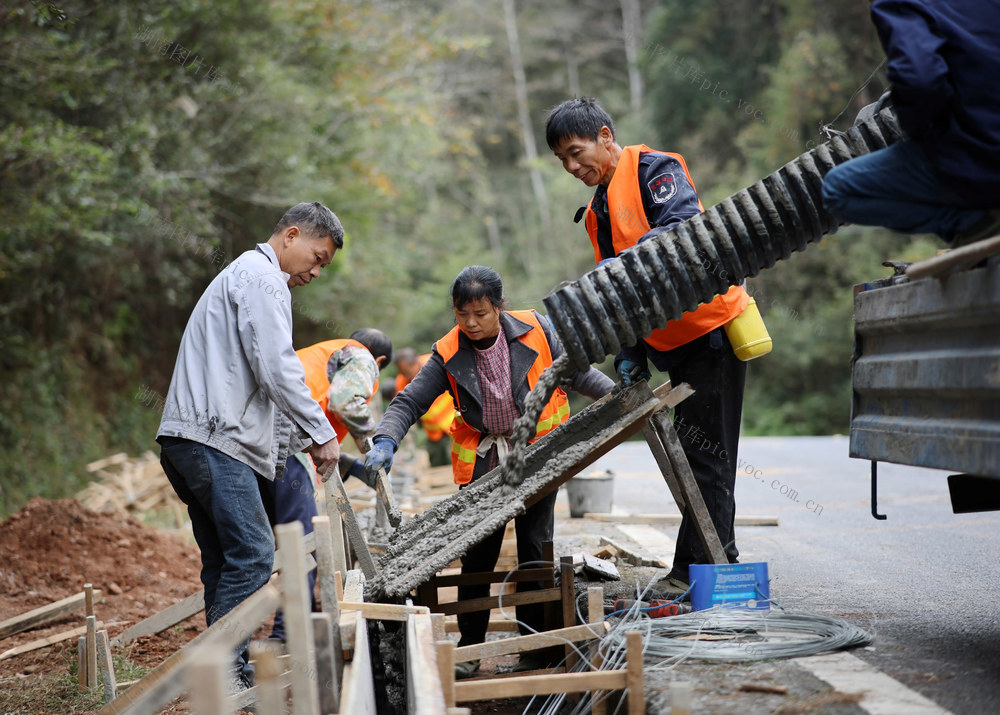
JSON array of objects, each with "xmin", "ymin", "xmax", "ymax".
[
  {"xmin": 0, "ymin": 589, "xmax": 104, "ymax": 641},
  {"xmin": 585, "ymin": 513, "xmax": 780, "ymax": 527},
  {"xmin": 0, "ymin": 622, "xmax": 100, "ymax": 661}
]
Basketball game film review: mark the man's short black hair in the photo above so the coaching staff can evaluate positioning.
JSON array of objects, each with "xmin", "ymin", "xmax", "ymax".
[
  {"xmin": 545, "ymin": 97, "xmax": 616, "ymax": 149},
  {"xmin": 274, "ymin": 201, "xmax": 345, "ymax": 248},
  {"xmin": 350, "ymin": 327, "xmax": 393, "ymax": 366}
]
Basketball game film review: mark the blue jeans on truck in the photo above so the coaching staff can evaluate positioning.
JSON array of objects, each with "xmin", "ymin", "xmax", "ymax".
[
  {"xmin": 821, "ymin": 140, "xmax": 985, "ymax": 241},
  {"xmin": 158, "ymin": 436, "xmax": 274, "ymax": 687}
]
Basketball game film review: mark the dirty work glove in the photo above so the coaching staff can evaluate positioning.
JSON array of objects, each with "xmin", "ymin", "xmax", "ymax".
[
  {"xmin": 363, "ymin": 437, "xmax": 396, "ymax": 487},
  {"xmin": 617, "ymin": 358, "xmax": 651, "ymax": 387},
  {"xmin": 346, "ymin": 458, "xmax": 369, "ymax": 484}
]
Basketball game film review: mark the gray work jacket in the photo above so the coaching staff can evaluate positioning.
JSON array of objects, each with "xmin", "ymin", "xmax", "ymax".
[{"xmin": 157, "ymin": 243, "xmax": 336, "ymax": 479}]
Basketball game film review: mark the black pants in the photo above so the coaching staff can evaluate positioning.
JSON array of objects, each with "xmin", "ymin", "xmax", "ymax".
[
  {"xmin": 646, "ymin": 327, "xmax": 747, "ymax": 577},
  {"xmin": 456, "ymin": 464, "xmax": 557, "ymax": 647}
]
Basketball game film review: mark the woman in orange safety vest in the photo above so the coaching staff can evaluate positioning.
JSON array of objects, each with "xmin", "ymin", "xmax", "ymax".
[{"xmin": 364, "ymin": 265, "xmax": 613, "ymax": 676}]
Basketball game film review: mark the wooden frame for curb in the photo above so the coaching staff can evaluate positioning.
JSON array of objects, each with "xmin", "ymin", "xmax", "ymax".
[{"xmin": 439, "ymin": 631, "xmax": 645, "ymax": 713}]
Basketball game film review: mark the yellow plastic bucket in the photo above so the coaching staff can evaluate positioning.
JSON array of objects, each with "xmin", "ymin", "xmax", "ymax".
[{"xmin": 724, "ymin": 297, "xmax": 772, "ymax": 361}]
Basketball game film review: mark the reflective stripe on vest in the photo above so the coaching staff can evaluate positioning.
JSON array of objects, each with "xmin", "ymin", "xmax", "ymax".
[
  {"xmin": 585, "ymin": 145, "xmax": 749, "ymax": 352},
  {"xmin": 435, "ymin": 310, "xmax": 570, "ymax": 484},
  {"xmin": 296, "ymin": 338, "xmax": 374, "ymax": 443}
]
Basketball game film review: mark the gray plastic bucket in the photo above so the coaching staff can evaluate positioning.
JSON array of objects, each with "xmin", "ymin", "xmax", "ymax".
[{"xmin": 566, "ymin": 472, "xmax": 614, "ymax": 518}]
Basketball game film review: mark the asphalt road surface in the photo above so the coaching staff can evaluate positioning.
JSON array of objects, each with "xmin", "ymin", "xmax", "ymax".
[{"xmin": 572, "ymin": 435, "xmax": 1000, "ymax": 714}]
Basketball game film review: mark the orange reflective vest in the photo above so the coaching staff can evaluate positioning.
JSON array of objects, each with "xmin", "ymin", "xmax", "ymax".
[
  {"xmin": 296, "ymin": 338, "xmax": 378, "ymax": 443},
  {"xmin": 395, "ymin": 354, "xmax": 456, "ymax": 442},
  {"xmin": 435, "ymin": 310, "xmax": 570, "ymax": 485},
  {"xmin": 585, "ymin": 144, "xmax": 749, "ymax": 352}
]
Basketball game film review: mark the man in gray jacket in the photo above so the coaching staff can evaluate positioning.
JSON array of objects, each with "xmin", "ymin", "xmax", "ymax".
[{"xmin": 157, "ymin": 201, "xmax": 344, "ymax": 689}]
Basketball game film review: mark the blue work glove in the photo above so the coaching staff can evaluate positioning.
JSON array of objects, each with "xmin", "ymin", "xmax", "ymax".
[
  {"xmin": 346, "ymin": 458, "xmax": 372, "ymax": 486},
  {"xmin": 363, "ymin": 437, "xmax": 396, "ymax": 487},
  {"xmin": 617, "ymin": 358, "xmax": 651, "ymax": 387}
]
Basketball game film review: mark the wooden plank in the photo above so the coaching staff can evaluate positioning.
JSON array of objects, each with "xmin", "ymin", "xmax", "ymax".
[
  {"xmin": 625, "ymin": 631, "xmax": 644, "ymax": 715},
  {"xmin": 588, "ymin": 587, "xmax": 607, "ymax": 715},
  {"xmin": 429, "ymin": 568, "xmax": 551, "ymax": 588},
  {"xmin": 0, "ymin": 589, "xmax": 103, "ymax": 641},
  {"xmin": 585, "ymin": 512, "xmax": 779, "ymax": 527},
  {"xmin": 339, "ymin": 570, "xmax": 365, "ymax": 660},
  {"xmin": 112, "ymin": 533, "xmax": 316, "ymax": 648},
  {"xmin": 436, "ymin": 640, "xmax": 455, "ymax": 709},
  {"xmin": 432, "ymin": 588, "xmax": 561, "ymax": 617},
  {"xmin": 648, "ymin": 408, "xmax": 728, "ymax": 564},
  {"xmin": 0, "ymin": 622, "xmax": 97, "ymax": 661},
  {"xmin": 77, "ymin": 637, "xmax": 87, "ymax": 693},
  {"xmin": 454, "ymin": 669, "xmax": 627, "ymax": 702},
  {"xmin": 187, "ymin": 644, "xmax": 232, "ymax": 715},
  {"xmin": 87, "ymin": 452, "xmax": 129, "ymax": 472},
  {"xmin": 248, "ymin": 643, "xmax": 285, "ymax": 715},
  {"xmin": 339, "ymin": 602, "xmax": 430, "ymax": 622},
  {"xmin": 97, "ymin": 628, "xmax": 118, "ymax": 703},
  {"xmin": 406, "ymin": 613, "xmax": 448, "ymax": 715},
  {"xmin": 339, "ymin": 610, "xmax": 376, "ymax": 715},
  {"xmin": 313, "ymin": 612, "xmax": 339, "ymax": 715},
  {"xmin": 560, "ymin": 557, "xmax": 577, "ymax": 671},
  {"xmin": 444, "ymin": 619, "xmax": 518, "ymax": 633},
  {"xmin": 97, "ymin": 583, "xmax": 281, "ymax": 715},
  {"xmin": 906, "ymin": 234, "xmax": 1000, "ymax": 280},
  {"xmin": 311, "ymin": 515, "xmax": 344, "ymax": 687},
  {"xmin": 275, "ymin": 522, "xmax": 319, "ymax": 715},
  {"xmin": 324, "ymin": 472, "xmax": 378, "ymax": 578},
  {"xmin": 86, "ymin": 615, "xmax": 98, "ymax": 690},
  {"xmin": 641, "ymin": 420, "xmax": 689, "ymax": 513},
  {"xmin": 453, "ymin": 623, "xmax": 608, "ymax": 662}
]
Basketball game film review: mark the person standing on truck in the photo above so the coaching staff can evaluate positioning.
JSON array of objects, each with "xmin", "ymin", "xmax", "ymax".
[
  {"xmin": 156, "ymin": 202, "xmax": 344, "ymax": 690},
  {"xmin": 364, "ymin": 265, "xmax": 613, "ymax": 677},
  {"xmin": 821, "ymin": 0, "xmax": 1000, "ymax": 245},
  {"xmin": 545, "ymin": 97, "xmax": 750, "ymax": 594},
  {"xmin": 261, "ymin": 327, "xmax": 393, "ymax": 643}
]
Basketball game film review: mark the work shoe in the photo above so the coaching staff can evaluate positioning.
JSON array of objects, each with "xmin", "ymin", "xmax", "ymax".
[
  {"xmin": 512, "ymin": 651, "xmax": 550, "ymax": 673},
  {"xmin": 951, "ymin": 209, "xmax": 1000, "ymax": 247},
  {"xmin": 454, "ymin": 659, "xmax": 480, "ymax": 679},
  {"xmin": 652, "ymin": 573, "xmax": 691, "ymax": 599}
]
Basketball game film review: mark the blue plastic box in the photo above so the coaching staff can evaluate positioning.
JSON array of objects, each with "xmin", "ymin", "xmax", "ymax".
[{"xmin": 688, "ymin": 562, "xmax": 770, "ymax": 611}]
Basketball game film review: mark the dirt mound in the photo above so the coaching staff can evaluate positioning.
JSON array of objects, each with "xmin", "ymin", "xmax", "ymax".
[{"xmin": 0, "ymin": 498, "xmax": 204, "ymax": 687}]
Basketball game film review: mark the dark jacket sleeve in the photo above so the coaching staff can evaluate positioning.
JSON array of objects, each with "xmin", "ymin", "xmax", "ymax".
[
  {"xmin": 375, "ymin": 350, "xmax": 454, "ymax": 446},
  {"xmin": 637, "ymin": 152, "xmax": 702, "ymax": 233},
  {"xmin": 870, "ymin": 0, "xmax": 952, "ymax": 141},
  {"xmin": 537, "ymin": 312, "xmax": 615, "ymax": 399}
]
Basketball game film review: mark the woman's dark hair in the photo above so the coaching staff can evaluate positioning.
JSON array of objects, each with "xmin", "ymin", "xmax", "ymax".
[{"xmin": 450, "ymin": 265, "xmax": 505, "ymax": 310}]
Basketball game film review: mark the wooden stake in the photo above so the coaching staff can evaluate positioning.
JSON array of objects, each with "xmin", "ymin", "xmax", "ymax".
[
  {"xmin": 588, "ymin": 586, "xmax": 607, "ymax": 715},
  {"xmin": 312, "ymin": 612, "xmax": 339, "ymax": 715},
  {"xmin": 275, "ymin": 522, "xmax": 320, "ymax": 715},
  {"xmin": 406, "ymin": 613, "xmax": 447, "ymax": 714},
  {"xmin": 86, "ymin": 615, "xmax": 98, "ymax": 690},
  {"xmin": 77, "ymin": 637, "xmax": 87, "ymax": 693},
  {"xmin": 625, "ymin": 631, "xmax": 644, "ymax": 715},
  {"xmin": 187, "ymin": 644, "xmax": 232, "ymax": 715},
  {"xmin": 436, "ymin": 640, "xmax": 455, "ymax": 708},
  {"xmin": 311, "ymin": 515, "xmax": 344, "ymax": 690},
  {"xmin": 249, "ymin": 642, "xmax": 285, "ymax": 715},
  {"xmin": 96, "ymin": 629, "xmax": 117, "ymax": 703}
]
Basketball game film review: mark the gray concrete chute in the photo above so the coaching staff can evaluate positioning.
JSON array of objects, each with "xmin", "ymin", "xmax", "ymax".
[
  {"xmin": 543, "ymin": 109, "xmax": 904, "ymax": 373},
  {"xmin": 364, "ymin": 382, "xmax": 687, "ymax": 602}
]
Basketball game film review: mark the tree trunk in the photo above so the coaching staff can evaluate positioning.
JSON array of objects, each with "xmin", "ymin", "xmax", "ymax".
[
  {"xmin": 503, "ymin": 0, "xmax": 549, "ymax": 268},
  {"xmin": 620, "ymin": 0, "xmax": 643, "ymax": 116}
]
